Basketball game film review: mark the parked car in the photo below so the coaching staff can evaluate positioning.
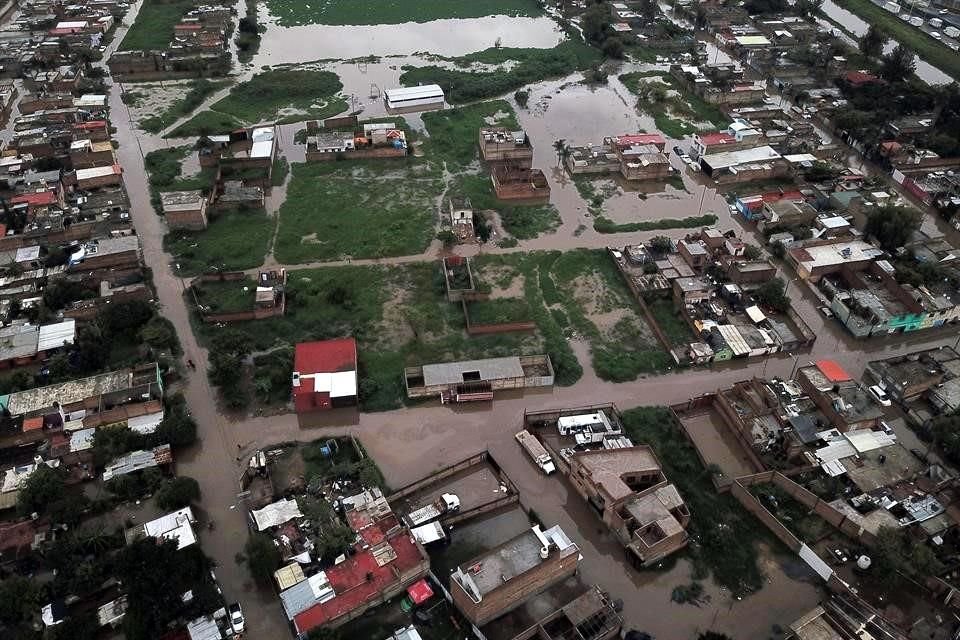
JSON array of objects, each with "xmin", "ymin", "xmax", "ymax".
[
  {"xmin": 229, "ymin": 603, "xmax": 245, "ymax": 633},
  {"xmin": 868, "ymin": 385, "xmax": 892, "ymax": 407},
  {"xmin": 686, "ymin": 160, "xmax": 700, "ymax": 171},
  {"xmin": 819, "ymin": 306, "xmax": 834, "ymax": 317},
  {"xmin": 673, "ymin": 145, "xmax": 685, "ymax": 155}
]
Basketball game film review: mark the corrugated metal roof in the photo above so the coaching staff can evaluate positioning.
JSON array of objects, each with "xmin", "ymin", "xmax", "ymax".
[
  {"xmin": 38, "ymin": 319, "xmax": 75, "ymax": 351},
  {"xmin": 127, "ymin": 411, "xmax": 164, "ymax": 434},
  {"xmin": 251, "ymin": 498, "xmax": 303, "ymax": 531},
  {"xmin": 280, "ymin": 571, "xmax": 333, "ymax": 620},
  {"xmin": 385, "ymin": 85, "xmax": 444, "ymax": 101},
  {"xmin": 186, "ymin": 615, "xmax": 222, "ymax": 640},
  {"xmin": 716, "ymin": 325, "xmax": 750, "ymax": 356},
  {"xmin": 421, "ymin": 356, "xmax": 525, "ymax": 387},
  {"xmin": 274, "ymin": 563, "xmax": 306, "ymax": 591}
]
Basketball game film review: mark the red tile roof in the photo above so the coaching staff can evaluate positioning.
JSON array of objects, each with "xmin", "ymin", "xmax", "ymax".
[
  {"xmin": 815, "ymin": 360, "xmax": 851, "ymax": 383},
  {"xmin": 11, "ymin": 191, "xmax": 56, "ymax": 206},
  {"xmin": 74, "ymin": 120, "xmax": 107, "ymax": 131},
  {"xmin": 844, "ymin": 71, "xmax": 880, "ymax": 86},
  {"xmin": 23, "ymin": 417, "xmax": 44, "ymax": 431},
  {"xmin": 698, "ymin": 132, "xmax": 736, "ymax": 146},
  {"xmin": 293, "ymin": 530, "xmax": 425, "ymax": 634},
  {"xmin": 294, "ymin": 338, "xmax": 356, "ymax": 375},
  {"xmin": 613, "ymin": 133, "xmax": 665, "ymax": 148}
]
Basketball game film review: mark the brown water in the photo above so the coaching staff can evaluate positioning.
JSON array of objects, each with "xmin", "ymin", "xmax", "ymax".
[{"xmin": 253, "ymin": 14, "xmax": 564, "ymax": 63}]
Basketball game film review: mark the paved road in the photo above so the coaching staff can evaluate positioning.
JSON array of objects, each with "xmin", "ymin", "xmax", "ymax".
[{"xmin": 97, "ymin": 13, "xmax": 960, "ymax": 639}]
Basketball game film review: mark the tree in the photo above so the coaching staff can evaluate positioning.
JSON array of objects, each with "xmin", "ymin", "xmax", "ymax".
[
  {"xmin": 116, "ymin": 539, "xmax": 211, "ymax": 640},
  {"xmin": 930, "ymin": 413, "xmax": 960, "ymax": 463},
  {"xmin": 879, "ymin": 44, "xmax": 916, "ymax": 83},
  {"xmin": 436, "ymin": 229, "xmax": 457, "ymax": 247},
  {"xmin": 553, "ymin": 138, "xmax": 567, "ymax": 166},
  {"xmin": 513, "ymin": 88, "xmax": 530, "ymax": 108},
  {"xmin": 743, "ymin": 245, "xmax": 762, "ymax": 260},
  {"xmin": 155, "ymin": 476, "xmax": 201, "ymax": 510},
  {"xmin": 794, "ymin": 0, "xmax": 823, "ymax": 16},
  {"xmin": 208, "ymin": 330, "xmax": 253, "ymax": 409},
  {"xmin": 601, "ymin": 37, "xmax": 625, "ymax": 59},
  {"xmin": 755, "ymin": 278, "xmax": 790, "ymax": 313},
  {"xmin": 245, "ymin": 533, "xmax": 282, "ymax": 584},
  {"xmin": 650, "ymin": 236, "xmax": 672, "ymax": 254},
  {"xmin": 864, "ymin": 205, "xmax": 921, "ymax": 252},
  {"xmin": 100, "ymin": 299, "xmax": 155, "ymax": 337},
  {"xmin": 873, "ymin": 526, "xmax": 940, "ymax": 582},
  {"xmin": 17, "ymin": 463, "xmax": 67, "ymax": 517},
  {"xmin": 140, "ymin": 316, "xmax": 179, "ymax": 353},
  {"xmin": 0, "ymin": 576, "xmax": 43, "ymax": 628},
  {"xmin": 860, "ymin": 24, "xmax": 885, "ymax": 59},
  {"xmin": 154, "ymin": 401, "xmax": 197, "ymax": 448},
  {"xmin": 581, "ymin": 2, "xmax": 612, "ymax": 44}
]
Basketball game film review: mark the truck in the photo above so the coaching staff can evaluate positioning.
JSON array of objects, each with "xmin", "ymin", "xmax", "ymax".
[
  {"xmin": 909, "ymin": 16, "xmax": 923, "ymax": 27},
  {"xmin": 944, "ymin": 25, "xmax": 959, "ymax": 38},
  {"xmin": 929, "ymin": 17, "xmax": 943, "ymax": 28},
  {"xmin": 883, "ymin": 1, "xmax": 900, "ymax": 12},
  {"xmin": 405, "ymin": 493, "xmax": 460, "ymax": 527},
  {"xmin": 515, "ymin": 429, "xmax": 556, "ymax": 474}
]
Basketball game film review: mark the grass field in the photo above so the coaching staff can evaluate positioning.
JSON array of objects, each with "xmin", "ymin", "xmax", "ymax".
[
  {"xmin": 273, "ymin": 159, "xmax": 442, "ymax": 263},
  {"xmin": 647, "ymin": 297, "xmax": 695, "ymax": 345},
  {"xmin": 191, "ymin": 250, "xmax": 669, "ymax": 409},
  {"xmin": 836, "ymin": 0, "xmax": 960, "ymax": 81},
  {"xmin": 422, "ymin": 100, "xmax": 519, "ymax": 167},
  {"xmin": 619, "ymin": 71, "xmax": 729, "ymax": 138},
  {"xmin": 139, "ymin": 79, "xmax": 230, "ymax": 134},
  {"xmin": 191, "ymin": 278, "xmax": 257, "ymax": 313},
  {"xmin": 119, "ymin": 0, "xmax": 193, "ymax": 51},
  {"xmin": 622, "ymin": 407, "xmax": 769, "ymax": 595},
  {"xmin": 593, "ymin": 213, "xmax": 718, "ymax": 234},
  {"xmin": 169, "ymin": 70, "xmax": 347, "ymax": 136},
  {"xmin": 401, "ymin": 41, "xmax": 601, "ymax": 104},
  {"xmin": 265, "ymin": 0, "xmax": 542, "ymax": 26},
  {"xmin": 165, "ymin": 210, "xmax": 271, "ymax": 276},
  {"xmin": 449, "ymin": 174, "xmax": 561, "ymax": 240}
]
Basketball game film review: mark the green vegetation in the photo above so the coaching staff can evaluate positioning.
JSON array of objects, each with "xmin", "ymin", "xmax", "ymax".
[
  {"xmin": 466, "ymin": 298, "xmax": 531, "ymax": 324},
  {"xmin": 192, "ymin": 250, "xmax": 667, "ymax": 409},
  {"xmin": 622, "ymin": 407, "xmax": 767, "ymax": 594},
  {"xmin": 119, "ymin": 0, "xmax": 193, "ymax": 51},
  {"xmin": 647, "ymin": 297, "xmax": 694, "ymax": 345},
  {"xmin": 252, "ymin": 347, "xmax": 294, "ymax": 405},
  {"xmin": 168, "ymin": 111, "xmax": 244, "ymax": 138},
  {"xmin": 864, "ymin": 205, "xmax": 921, "ymax": 252},
  {"xmin": 272, "ymin": 156, "xmax": 290, "ymax": 186},
  {"xmin": 191, "ymin": 278, "xmax": 257, "ymax": 313},
  {"xmin": 139, "ymin": 79, "xmax": 230, "ymax": 134},
  {"xmin": 265, "ymin": 0, "xmax": 542, "ymax": 26},
  {"xmin": 422, "ymin": 100, "xmax": 518, "ymax": 167},
  {"xmin": 154, "ymin": 476, "xmax": 201, "ymax": 511},
  {"xmin": 145, "ymin": 146, "xmax": 216, "ymax": 193},
  {"xmin": 244, "ymin": 533, "xmax": 282, "ymax": 584},
  {"xmin": 169, "ymin": 70, "xmax": 346, "ymax": 136},
  {"xmin": 620, "ymin": 71, "xmax": 728, "ymax": 137},
  {"xmin": 755, "ymin": 278, "xmax": 791, "ymax": 313},
  {"xmin": 593, "ymin": 213, "xmax": 718, "ymax": 234},
  {"xmin": 873, "ymin": 525, "xmax": 942, "ymax": 582},
  {"xmin": 449, "ymin": 174, "xmax": 560, "ymax": 240},
  {"xmin": 165, "ymin": 209, "xmax": 271, "ymax": 276},
  {"xmin": 837, "ymin": 0, "xmax": 960, "ymax": 80},
  {"xmin": 274, "ymin": 159, "xmax": 441, "ymax": 263},
  {"xmin": 400, "ymin": 41, "xmax": 601, "ymax": 104}
]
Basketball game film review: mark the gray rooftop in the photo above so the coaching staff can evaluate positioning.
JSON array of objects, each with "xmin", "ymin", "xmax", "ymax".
[
  {"xmin": 458, "ymin": 528, "xmax": 545, "ymax": 597},
  {"xmin": 1, "ymin": 368, "xmax": 132, "ymax": 416},
  {"xmin": 421, "ymin": 356, "xmax": 525, "ymax": 387}
]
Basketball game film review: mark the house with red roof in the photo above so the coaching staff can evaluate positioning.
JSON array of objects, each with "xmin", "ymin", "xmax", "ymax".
[
  {"xmin": 692, "ymin": 131, "xmax": 736, "ymax": 158},
  {"xmin": 611, "ymin": 133, "xmax": 666, "ymax": 152},
  {"xmin": 843, "ymin": 71, "xmax": 881, "ymax": 88},
  {"xmin": 292, "ymin": 338, "xmax": 358, "ymax": 413}
]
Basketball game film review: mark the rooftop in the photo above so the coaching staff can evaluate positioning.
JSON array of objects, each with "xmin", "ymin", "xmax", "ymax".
[
  {"xmin": 421, "ymin": 356, "xmax": 525, "ymax": 387},
  {"xmin": 452, "ymin": 525, "xmax": 578, "ymax": 600},
  {"xmin": 572, "ymin": 446, "xmax": 662, "ymax": 502},
  {"xmin": 0, "ymin": 366, "xmax": 136, "ymax": 416}
]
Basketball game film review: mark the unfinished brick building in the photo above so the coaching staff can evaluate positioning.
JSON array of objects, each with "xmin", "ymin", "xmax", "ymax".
[{"xmin": 490, "ymin": 163, "xmax": 550, "ymax": 201}]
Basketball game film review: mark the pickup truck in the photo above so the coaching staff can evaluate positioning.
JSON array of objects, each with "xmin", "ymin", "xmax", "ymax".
[
  {"xmin": 516, "ymin": 429, "xmax": 556, "ymax": 474},
  {"xmin": 405, "ymin": 493, "xmax": 460, "ymax": 527}
]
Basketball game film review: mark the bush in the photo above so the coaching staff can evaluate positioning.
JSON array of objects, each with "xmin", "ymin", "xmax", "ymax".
[
  {"xmin": 17, "ymin": 464, "xmax": 67, "ymax": 517},
  {"xmin": 155, "ymin": 476, "xmax": 201, "ymax": 510},
  {"xmin": 245, "ymin": 533, "xmax": 281, "ymax": 584}
]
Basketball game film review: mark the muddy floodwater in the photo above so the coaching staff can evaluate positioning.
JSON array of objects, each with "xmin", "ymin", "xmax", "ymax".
[{"xmin": 253, "ymin": 14, "xmax": 565, "ymax": 62}]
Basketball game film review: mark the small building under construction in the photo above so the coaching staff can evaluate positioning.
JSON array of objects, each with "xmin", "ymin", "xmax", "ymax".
[{"xmin": 404, "ymin": 355, "xmax": 554, "ymax": 402}]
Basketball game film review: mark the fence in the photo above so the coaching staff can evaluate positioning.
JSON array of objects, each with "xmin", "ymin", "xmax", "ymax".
[
  {"xmin": 461, "ymin": 299, "xmax": 536, "ymax": 335},
  {"xmin": 190, "ymin": 271, "xmax": 287, "ymax": 324}
]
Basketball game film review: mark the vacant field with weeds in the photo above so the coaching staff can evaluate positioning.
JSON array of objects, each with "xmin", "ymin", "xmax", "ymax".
[
  {"xmin": 194, "ymin": 250, "xmax": 669, "ymax": 410},
  {"xmin": 620, "ymin": 71, "xmax": 728, "ymax": 138},
  {"xmin": 265, "ymin": 0, "xmax": 542, "ymax": 26},
  {"xmin": 169, "ymin": 70, "xmax": 347, "ymax": 136},
  {"xmin": 164, "ymin": 209, "xmax": 271, "ymax": 276},
  {"xmin": 139, "ymin": 79, "xmax": 230, "ymax": 134},
  {"xmin": 273, "ymin": 159, "xmax": 442, "ymax": 263},
  {"xmin": 119, "ymin": 0, "xmax": 193, "ymax": 50}
]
